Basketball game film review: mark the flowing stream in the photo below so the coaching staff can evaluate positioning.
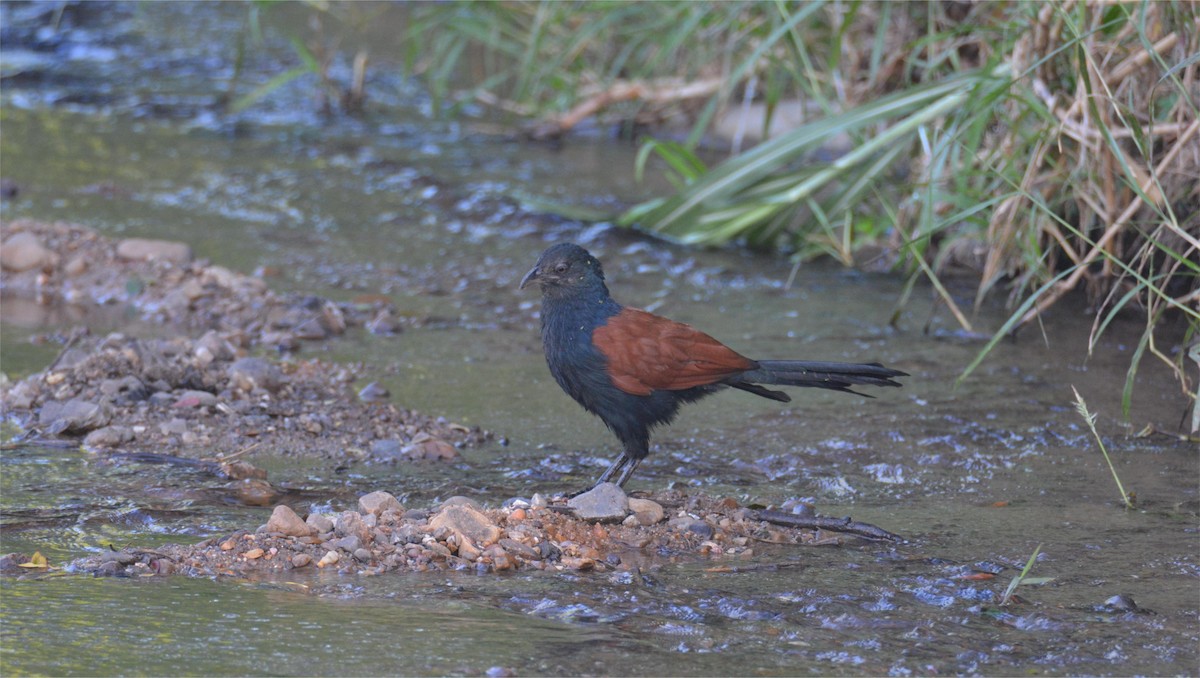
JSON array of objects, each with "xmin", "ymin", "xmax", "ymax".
[{"xmin": 1, "ymin": 3, "xmax": 1196, "ymax": 675}]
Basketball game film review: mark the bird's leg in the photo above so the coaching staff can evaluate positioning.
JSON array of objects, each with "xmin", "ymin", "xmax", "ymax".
[
  {"xmin": 594, "ymin": 452, "xmax": 629, "ymax": 487},
  {"xmin": 613, "ymin": 457, "xmax": 642, "ymax": 488}
]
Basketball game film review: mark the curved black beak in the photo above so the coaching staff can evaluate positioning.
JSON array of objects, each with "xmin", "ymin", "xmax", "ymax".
[{"xmin": 519, "ymin": 265, "xmax": 540, "ymax": 290}]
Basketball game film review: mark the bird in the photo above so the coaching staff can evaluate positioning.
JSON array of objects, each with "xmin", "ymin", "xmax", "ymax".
[{"xmin": 520, "ymin": 243, "xmax": 907, "ymax": 488}]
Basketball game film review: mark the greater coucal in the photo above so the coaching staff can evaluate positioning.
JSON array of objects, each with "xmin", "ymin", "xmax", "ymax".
[{"xmin": 520, "ymin": 243, "xmax": 907, "ymax": 488}]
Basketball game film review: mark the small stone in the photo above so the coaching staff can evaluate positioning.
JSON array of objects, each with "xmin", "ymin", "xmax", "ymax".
[
  {"xmin": 370, "ymin": 439, "xmax": 405, "ymax": 461},
  {"xmin": 353, "ymin": 548, "xmax": 372, "ymax": 562},
  {"xmin": 508, "ymin": 508, "xmax": 527, "ymax": 522},
  {"xmin": 159, "ymin": 418, "xmax": 188, "ymax": 436},
  {"xmin": 498, "ymin": 538, "xmax": 540, "ymax": 561},
  {"xmin": 244, "ymin": 548, "xmax": 264, "ymax": 560},
  {"xmin": 484, "ymin": 545, "xmax": 515, "ymax": 571},
  {"xmin": 38, "ymin": 398, "xmax": 111, "ymax": 435},
  {"xmin": 83, "ymin": 425, "xmax": 134, "ymax": 448},
  {"xmin": 317, "ymin": 551, "xmax": 339, "ymax": 568},
  {"xmin": 306, "ymin": 514, "xmax": 334, "ymax": 533},
  {"xmin": 235, "ymin": 479, "xmax": 277, "ymax": 506},
  {"xmin": 220, "ymin": 539, "xmax": 236, "ymax": 551},
  {"xmin": 331, "ymin": 535, "xmax": 362, "ymax": 553},
  {"xmin": 685, "ymin": 520, "xmax": 714, "ymax": 539},
  {"xmin": 174, "ymin": 390, "xmax": 217, "ymax": 408},
  {"xmin": 265, "ymin": 505, "xmax": 311, "ymax": 537},
  {"xmin": 628, "ymin": 498, "xmax": 665, "ymax": 526},
  {"xmin": 115, "ymin": 237, "xmax": 192, "ymax": 263},
  {"xmin": 358, "ymin": 491, "xmax": 404, "ymax": 517},
  {"xmin": 1, "ymin": 232, "xmax": 54, "ymax": 272},
  {"xmin": 291, "ymin": 553, "xmax": 312, "ymax": 568},
  {"xmin": 402, "ymin": 435, "xmax": 458, "ymax": 461},
  {"xmin": 439, "ymin": 496, "xmax": 481, "ymax": 511},
  {"xmin": 457, "ymin": 540, "xmax": 482, "ymax": 561},
  {"xmin": 226, "ymin": 357, "xmax": 284, "ymax": 393},
  {"xmin": 568, "ymin": 482, "xmax": 629, "ymax": 522},
  {"xmin": 335, "ymin": 511, "xmax": 369, "ymax": 542},
  {"xmin": 63, "ymin": 254, "xmax": 88, "ymax": 277},
  {"xmin": 429, "ymin": 504, "xmax": 502, "ymax": 546},
  {"xmin": 358, "ymin": 381, "xmax": 391, "ymax": 402}
]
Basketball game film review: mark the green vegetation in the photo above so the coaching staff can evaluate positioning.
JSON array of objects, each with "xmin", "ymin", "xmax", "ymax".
[
  {"xmin": 240, "ymin": 1, "xmax": 1199, "ymax": 419},
  {"xmin": 1072, "ymin": 386, "xmax": 1135, "ymax": 509},
  {"xmin": 1000, "ymin": 543, "xmax": 1052, "ymax": 606}
]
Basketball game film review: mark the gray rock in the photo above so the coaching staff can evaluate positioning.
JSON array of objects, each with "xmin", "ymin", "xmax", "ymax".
[
  {"xmin": 39, "ymin": 398, "xmax": 110, "ymax": 435},
  {"xmin": 331, "ymin": 535, "xmax": 362, "ymax": 553},
  {"xmin": 357, "ymin": 381, "xmax": 390, "ymax": 402},
  {"xmin": 115, "ymin": 237, "xmax": 192, "ymax": 263},
  {"xmin": 0, "ymin": 231, "xmax": 54, "ymax": 272},
  {"xmin": 306, "ymin": 513, "xmax": 334, "ymax": 534},
  {"xmin": 291, "ymin": 553, "xmax": 312, "ymax": 568},
  {"xmin": 334, "ymin": 510, "xmax": 369, "ymax": 542},
  {"xmin": 194, "ymin": 330, "xmax": 236, "ymax": 363},
  {"xmin": 99, "ymin": 376, "xmax": 145, "ymax": 398},
  {"xmin": 429, "ymin": 504, "xmax": 501, "ymax": 546},
  {"xmin": 226, "ymin": 357, "xmax": 284, "ymax": 393},
  {"xmin": 353, "ymin": 548, "xmax": 373, "ymax": 562},
  {"xmin": 358, "ymin": 491, "xmax": 403, "ymax": 517},
  {"xmin": 4, "ymin": 380, "xmax": 37, "ymax": 410},
  {"xmin": 159, "ymin": 418, "xmax": 188, "ymax": 436},
  {"xmin": 670, "ymin": 518, "xmax": 713, "ymax": 539},
  {"xmin": 265, "ymin": 505, "xmax": 312, "ymax": 537},
  {"xmin": 498, "ymin": 538, "xmax": 540, "ymax": 560},
  {"xmin": 568, "ymin": 482, "xmax": 629, "ymax": 522},
  {"xmin": 83, "ymin": 425, "xmax": 134, "ymax": 448},
  {"xmin": 370, "ymin": 439, "xmax": 405, "ymax": 461}
]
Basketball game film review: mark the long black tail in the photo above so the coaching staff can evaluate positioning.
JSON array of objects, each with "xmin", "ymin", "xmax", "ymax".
[{"xmin": 732, "ymin": 360, "xmax": 907, "ymax": 402}]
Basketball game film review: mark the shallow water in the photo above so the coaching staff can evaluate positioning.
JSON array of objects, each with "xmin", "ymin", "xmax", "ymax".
[{"xmin": 2, "ymin": 3, "xmax": 1197, "ymax": 676}]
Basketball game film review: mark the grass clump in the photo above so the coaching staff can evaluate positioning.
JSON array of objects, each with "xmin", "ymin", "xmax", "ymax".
[{"xmin": 240, "ymin": 1, "xmax": 1199, "ymax": 419}]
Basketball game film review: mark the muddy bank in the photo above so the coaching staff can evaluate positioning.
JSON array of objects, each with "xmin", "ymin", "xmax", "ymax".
[
  {"xmin": 1, "ymin": 220, "xmax": 490, "ymax": 499},
  {"xmin": 1, "ymin": 219, "xmax": 413, "ymax": 349}
]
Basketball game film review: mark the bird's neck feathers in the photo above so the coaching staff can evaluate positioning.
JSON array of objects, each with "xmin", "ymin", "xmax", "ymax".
[{"xmin": 539, "ymin": 277, "xmax": 621, "ymax": 334}]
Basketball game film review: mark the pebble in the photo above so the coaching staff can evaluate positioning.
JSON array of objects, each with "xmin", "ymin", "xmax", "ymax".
[
  {"xmin": 429, "ymin": 504, "xmax": 502, "ymax": 546},
  {"xmin": 226, "ymin": 357, "xmax": 284, "ymax": 393},
  {"xmin": 38, "ymin": 398, "xmax": 110, "ymax": 435},
  {"xmin": 439, "ymin": 496, "xmax": 482, "ymax": 511},
  {"xmin": 402, "ymin": 435, "xmax": 458, "ymax": 461},
  {"xmin": 265, "ymin": 505, "xmax": 312, "ymax": 537},
  {"xmin": 627, "ymin": 497, "xmax": 665, "ymax": 525},
  {"xmin": 83, "ymin": 425, "xmax": 134, "ymax": 448},
  {"xmin": 331, "ymin": 536, "xmax": 362, "ymax": 553},
  {"xmin": 0, "ymin": 231, "xmax": 54, "ymax": 272},
  {"xmin": 244, "ymin": 548, "xmax": 264, "ymax": 560},
  {"xmin": 174, "ymin": 390, "xmax": 217, "ymax": 408},
  {"xmin": 335, "ymin": 511, "xmax": 369, "ymax": 542},
  {"xmin": 370, "ymin": 439, "xmax": 406, "ymax": 461},
  {"xmin": 358, "ymin": 491, "xmax": 404, "ymax": 517},
  {"xmin": 357, "ymin": 381, "xmax": 391, "ymax": 402},
  {"xmin": 568, "ymin": 482, "xmax": 629, "ymax": 522},
  {"xmin": 115, "ymin": 237, "xmax": 192, "ymax": 263},
  {"xmin": 291, "ymin": 553, "xmax": 312, "ymax": 568},
  {"xmin": 353, "ymin": 548, "xmax": 373, "ymax": 562},
  {"xmin": 306, "ymin": 513, "xmax": 334, "ymax": 533}
]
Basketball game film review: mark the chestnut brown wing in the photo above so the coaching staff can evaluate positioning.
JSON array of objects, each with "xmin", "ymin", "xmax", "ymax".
[{"xmin": 592, "ymin": 308, "xmax": 756, "ymax": 396}]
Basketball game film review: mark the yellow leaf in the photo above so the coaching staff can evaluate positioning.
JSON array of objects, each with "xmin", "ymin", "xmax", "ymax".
[{"xmin": 17, "ymin": 551, "xmax": 49, "ymax": 568}]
